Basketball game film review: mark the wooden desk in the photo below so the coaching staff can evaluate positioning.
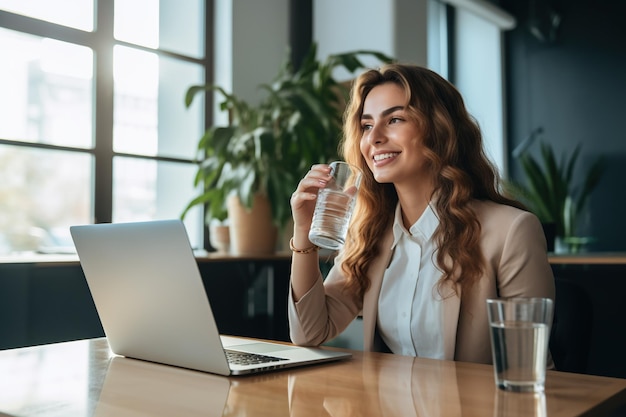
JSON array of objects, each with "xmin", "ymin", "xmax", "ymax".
[
  {"xmin": 548, "ymin": 252, "xmax": 626, "ymax": 265},
  {"xmin": 1, "ymin": 338, "xmax": 625, "ymax": 417}
]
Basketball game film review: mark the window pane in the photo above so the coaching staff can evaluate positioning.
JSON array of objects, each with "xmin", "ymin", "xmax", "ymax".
[
  {"xmin": 112, "ymin": 157, "xmax": 203, "ymax": 248},
  {"xmin": 0, "ymin": 28, "xmax": 94, "ymax": 148},
  {"xmin": 0, "ymin": 145, "xmax": 92, "ymax": 255},
  {"xmin": 113, "ymin": 46, "xmax": 203, "ymax": 160},
  {"xmin": 454, "ymin": 8, "xmax": 505, "ymax": 174},
  {"xmin": 114, "ymin": 0, "xmax": 159, "ymax": 49},
  {"xmin": 158, "ymin": 55, "xmax": 204, "ymax": 159},
  {"xmin": 159, "ymin": 0, "xmax": 204, "ymax": 58},
  {"xmin": 114, "ymin": 0, "xmax": 204, "ymax": 58},
  {"xmin": 113, "ymin": 46, "xmax": 159, "ymax": 155},
  {"xmin": 0, "ymin": 0, "xmax": 94, "ymax": 32}
]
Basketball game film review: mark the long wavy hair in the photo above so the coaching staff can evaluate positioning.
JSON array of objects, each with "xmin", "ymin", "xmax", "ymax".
[{"xmin": 339, "ymin": 64, "xmax": 524, "ymax": 299}]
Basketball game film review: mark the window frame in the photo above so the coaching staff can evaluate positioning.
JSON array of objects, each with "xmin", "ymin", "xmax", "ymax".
[{"xmin": 0, "ymin": 1, "xmax": 213, "ymax": 247}]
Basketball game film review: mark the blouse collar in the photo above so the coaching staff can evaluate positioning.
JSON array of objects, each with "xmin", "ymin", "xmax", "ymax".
[{"xmin": 391, "ymin": 202, "xmax": 440, "ymax": 249}]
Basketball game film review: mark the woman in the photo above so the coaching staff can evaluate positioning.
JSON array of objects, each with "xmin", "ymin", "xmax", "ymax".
[{"xmin": 288, "ymin": 64, "xmax": 554, "ymax": 364}]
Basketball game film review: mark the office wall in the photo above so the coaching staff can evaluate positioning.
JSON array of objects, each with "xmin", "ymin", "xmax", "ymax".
[
  {"xmin": 213, "ymin": 0, "xmax": 289, "ymax": 120},
  {"xmin": 501, "ymin": 0, "xmax": 626, "ymax": 251},
  {"xmin": 221, "ymin": 0, "xmax": 429, "ymax": 112},
  {"xmin": 314, "ymin": 0, "xmax": 428, "ymax": 79}
]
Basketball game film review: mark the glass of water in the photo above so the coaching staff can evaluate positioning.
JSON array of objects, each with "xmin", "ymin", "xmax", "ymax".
[
  {"xmin": 487, "ymin": 297, "xmax": 554, "ymax": 393},
  {"xmin": 308, "ymin": 161, "xmax": 362, "ymax": 250}
]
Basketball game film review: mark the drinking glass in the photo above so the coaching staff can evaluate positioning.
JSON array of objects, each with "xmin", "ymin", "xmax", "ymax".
[
  {"xmin": 487, "ymin": 297, "xmax": 554, "ymax": 393},
  {"xmin": 308, "ymin": 161, "xmax": 362, "ymax": 250}
]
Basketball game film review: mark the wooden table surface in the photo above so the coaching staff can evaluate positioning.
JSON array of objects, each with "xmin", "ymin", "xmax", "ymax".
[
  {"xmin": 3, "ymin": 250, "xmax": 626, "ymax": 265},
  {"xmin": 548, "ymin": 252, "xmax": 626, "ymax": 265},
  {"xmin": 0, "ymin": 338, "xmax": 625, "ymax": 417}
]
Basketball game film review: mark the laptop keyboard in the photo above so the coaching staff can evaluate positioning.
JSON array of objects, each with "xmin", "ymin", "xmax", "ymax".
[{"xmin": 225, "ymin": 349, "xmax": 288, "ymax": 366}]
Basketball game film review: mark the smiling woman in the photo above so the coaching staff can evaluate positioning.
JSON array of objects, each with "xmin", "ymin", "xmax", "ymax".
[{"xmin": 287, "ymin": 63, "xmax": 555, "ymax": 365}]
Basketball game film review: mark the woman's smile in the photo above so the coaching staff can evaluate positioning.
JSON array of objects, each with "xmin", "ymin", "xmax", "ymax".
[{"xmin": 373, "ymin": 151, "xmax": 400, "ymax": 166}]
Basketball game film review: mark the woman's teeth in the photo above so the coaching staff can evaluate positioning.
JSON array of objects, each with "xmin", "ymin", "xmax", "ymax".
[{"xmin": 374, "ymin": 153, "xmax": 398, "ymax": 162}]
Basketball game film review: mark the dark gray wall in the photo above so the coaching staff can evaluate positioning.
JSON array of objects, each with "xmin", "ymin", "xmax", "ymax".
[{"xmin": 500, "ymin": 0, "xmax": 626, "ymax": 251}]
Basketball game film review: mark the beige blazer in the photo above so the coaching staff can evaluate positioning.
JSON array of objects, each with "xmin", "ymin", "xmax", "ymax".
[{"xmin": 288, "ymin": 200, "xmax": 556, "ymax": 364}]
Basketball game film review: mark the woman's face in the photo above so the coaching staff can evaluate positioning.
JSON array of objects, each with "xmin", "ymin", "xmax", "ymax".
[{"xmin": 359, "ymin": 82, "xmax": 430, "ymax": 189}]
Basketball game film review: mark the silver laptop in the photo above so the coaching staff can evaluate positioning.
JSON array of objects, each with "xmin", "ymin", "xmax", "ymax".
[{"xmin": 70, "ymin": 219, "xmax": 351, "ymax": 376}]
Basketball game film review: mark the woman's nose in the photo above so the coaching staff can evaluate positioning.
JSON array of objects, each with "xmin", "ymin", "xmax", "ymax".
[{"xmin": 367, "ymin": 124, "xmax": 386, "ymax": 145}]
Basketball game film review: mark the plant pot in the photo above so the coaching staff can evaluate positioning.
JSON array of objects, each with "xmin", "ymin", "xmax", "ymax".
[
  {"xmin": 227, "ymin": 193, "xmax": 278, "ymax": 255},
  {"xmin": 554, "ymin": 236, "xmax": 569, "ymax": 254},
  {"xmin": 209, "ymin": 223, "xmax": 230, "ymax": 253},
  {"xmin": 556, "ymin": 236, "xmax": 595, "ymax": 254}
]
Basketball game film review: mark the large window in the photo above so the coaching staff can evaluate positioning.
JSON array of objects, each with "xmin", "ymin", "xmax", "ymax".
[
  {"xmin": 0, "ymin": 1, "xmax": 209, "ymax": 255},
  {"xmin": 429, "ymin": 0, "xmax": 515, "ymax": 177}
]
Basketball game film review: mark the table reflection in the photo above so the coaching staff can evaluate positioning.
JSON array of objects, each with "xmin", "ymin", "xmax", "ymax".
[
  {"xmin": 96, "ymin": 356, "xmax": 293, "ymax": 417},
  {"xmin": 0, "ymin": 340, "xmax": 109, "ymax": 417},
  {"xmin": 222, "ymin": 374, "xmax": 290, "ymax": 417},
  {"xmin": 288, "ymin": 353, "xmax": 550, "ymax": 417},
  {"xmin": 95, "ymin": 357, "xmax": 233, "ymax": 416},
  {"xmin": 92, "ymin": 352, "xmax": 478, "ymax": 417},
  {"xmin": 494, "ymin": 391, "xmax": 547, "ymax": 417},
  {"xmin": 288, "ymin": 354, "xmax": 465, "ymax": 417},
  {"xmin": 94, "ymin": 354, "xmax": 546, "ymax": 417}
]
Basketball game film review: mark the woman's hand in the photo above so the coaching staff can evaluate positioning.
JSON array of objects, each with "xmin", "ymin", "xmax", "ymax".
[
  {"xmin": 289, "ymin": 164, "xmax": 332, "ymax": 300},
  {"xmin": 290, "ymin": 164, "xmax": 332, "ymax": 234}
]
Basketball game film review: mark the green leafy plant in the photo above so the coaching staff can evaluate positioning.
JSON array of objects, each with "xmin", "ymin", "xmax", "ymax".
[
  {"xmin": 508, "ymin": 140, "xmax": 605, "ymax": 239},
  {"xmin": 181, "ymin": 43, "xmax": 393, "ymax": 229}
]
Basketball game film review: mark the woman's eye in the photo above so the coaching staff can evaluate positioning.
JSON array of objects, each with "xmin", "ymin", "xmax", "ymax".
[
  {"xmin": 390, "ymin": 117, "xmax": 402, "ymax": 124},
  {"xmin": 361, "ymin": 123, "xmax": 373, "ymax": 131}
]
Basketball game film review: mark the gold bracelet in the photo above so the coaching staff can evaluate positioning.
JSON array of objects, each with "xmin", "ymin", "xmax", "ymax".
[{"xmin": 289, "ymin": 238, "xmax": 319, "ymax": 254}]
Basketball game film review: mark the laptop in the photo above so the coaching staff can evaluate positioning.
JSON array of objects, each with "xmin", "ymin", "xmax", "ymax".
[{"xmin": 70, "ymin": 219, "xmax": 351, "ymax": 376}]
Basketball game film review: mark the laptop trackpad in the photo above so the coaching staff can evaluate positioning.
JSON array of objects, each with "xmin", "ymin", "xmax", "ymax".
[{"xmin": 229, "ymin": 342, "xmax": 299, "ymax": 354}]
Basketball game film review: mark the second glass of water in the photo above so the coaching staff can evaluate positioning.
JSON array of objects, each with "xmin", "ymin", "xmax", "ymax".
[
  {"xmin": 487, "ymin": 297, "xmax": 554, "ymax": 393},
  {"xmin": 308, "ymin": 161, "xmax": 362, "ymax": 250}
]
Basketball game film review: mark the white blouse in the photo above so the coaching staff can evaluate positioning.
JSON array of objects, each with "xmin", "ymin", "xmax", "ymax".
[{"xmin": 377, "ymin": 202, "xmax": 445, "ymax": 358}]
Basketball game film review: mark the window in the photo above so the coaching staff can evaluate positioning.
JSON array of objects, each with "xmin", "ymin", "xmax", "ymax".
[
  {"xmin": 0, "ymin": 1, "xmax": 209, "ymax": 255},
  {"xmin": 429, "ymin": 0, "xmax": 515, "ymax": 176},
  {"xmin": 452, "ymin": 5, "xmax": 513, "ymax": 176}
]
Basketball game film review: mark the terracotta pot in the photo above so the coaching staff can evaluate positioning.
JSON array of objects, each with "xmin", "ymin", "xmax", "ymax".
[{"xmin": 227, "ymin": 194, "xmax": 278, "ymax": 255}]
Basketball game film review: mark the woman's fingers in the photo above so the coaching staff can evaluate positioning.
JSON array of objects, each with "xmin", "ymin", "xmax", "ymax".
[
  {"xmin": 290, "ymin": 164, "xmax": 332, "ymax": 225},
  {"xmin": 291, "ymin": 165, "xmax": 332, "ymax": 201}
]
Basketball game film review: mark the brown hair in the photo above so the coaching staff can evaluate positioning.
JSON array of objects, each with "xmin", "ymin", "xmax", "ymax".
[{"xmin": 339, "ymin": 64, "xmax": 524, "ymax": 299}]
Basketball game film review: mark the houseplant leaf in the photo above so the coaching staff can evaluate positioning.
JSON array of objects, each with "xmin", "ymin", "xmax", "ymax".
[{"xmin": 510, "ymin": 135, "xmax": 606, "ymax": 244}]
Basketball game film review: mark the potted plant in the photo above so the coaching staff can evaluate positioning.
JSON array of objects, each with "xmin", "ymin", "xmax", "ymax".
[
  {"xmin": 507, "ymin": 131, "xmax": 605, "ymax": 253},
  {"xmin": 181, "ymin": 43, "xmax": 393, "ymax": 254}
]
